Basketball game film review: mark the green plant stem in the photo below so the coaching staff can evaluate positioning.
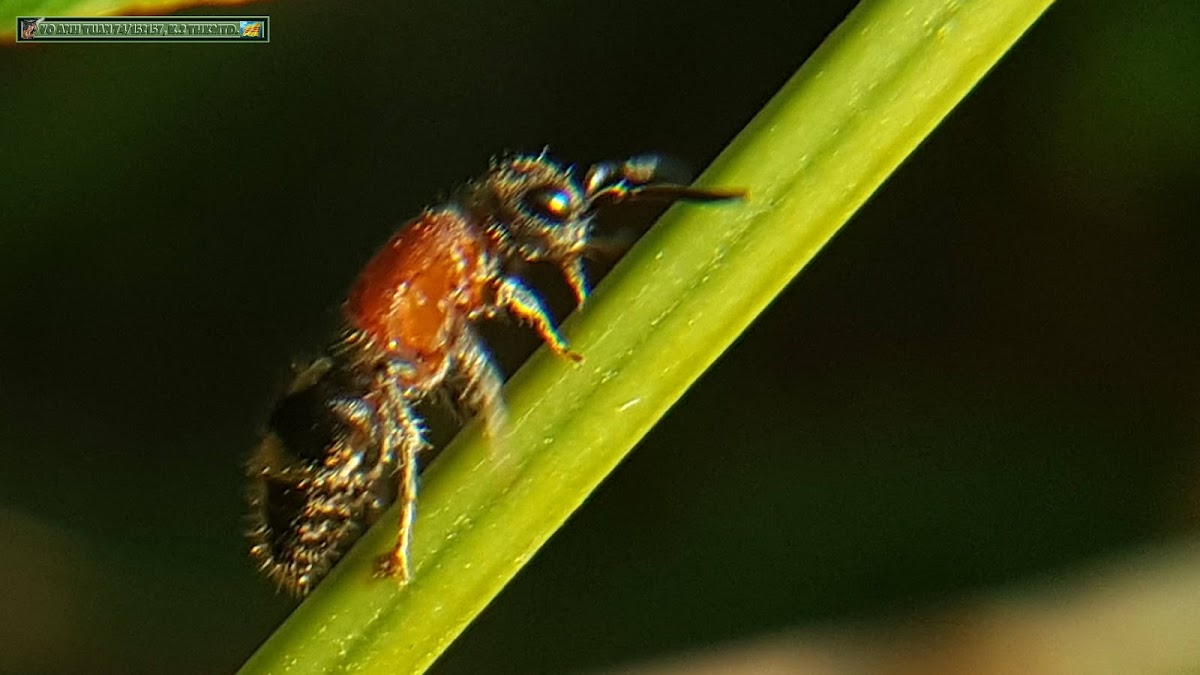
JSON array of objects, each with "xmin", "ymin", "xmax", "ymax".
[{"xmin": 240, "ymin": 0, "xmax": 1055, "ymax": 672}]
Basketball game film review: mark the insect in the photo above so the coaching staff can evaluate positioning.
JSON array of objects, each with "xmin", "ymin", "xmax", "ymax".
[{"xmin": 246, "ymin": 151, "xmax": 742, "ymax": 597}]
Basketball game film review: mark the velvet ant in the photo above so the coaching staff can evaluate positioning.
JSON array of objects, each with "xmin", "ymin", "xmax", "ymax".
[{"xmin": 246, "ymin": 152, "xmax": 741, "ymax": 596}]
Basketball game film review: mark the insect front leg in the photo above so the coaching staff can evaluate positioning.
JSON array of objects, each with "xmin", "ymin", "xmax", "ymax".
[
  {"xmin": 495, "ymin": 275, "xmax": 583, "ymax": 362},
  {"xmin": 373, "ymin": 361, "xmax": 427, "ymax": 583}
]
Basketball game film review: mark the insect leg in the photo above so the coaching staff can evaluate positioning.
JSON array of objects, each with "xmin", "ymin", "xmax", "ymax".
[
  {"xmin": 373, "ymin": 361, "xmax": 427, "ymax": 583},
  {"xmin": 451, "ymin": 326, "xmax": 514, "ymax": 444},
  {"xmin": 495, "ymin": 275, "xmax": 583, "ymax": 361},
  {"xmin": 561, "ymin": 257, "xmax": 590, "ymax": 306}
]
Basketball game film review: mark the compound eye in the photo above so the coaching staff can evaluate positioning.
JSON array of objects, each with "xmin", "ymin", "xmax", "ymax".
[{"xmin": 520, "ymin": 185, "xmax": 573, "ymax": 224}]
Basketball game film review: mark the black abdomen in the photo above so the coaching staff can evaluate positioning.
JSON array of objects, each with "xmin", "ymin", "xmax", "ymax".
[{"xmin": 246, "ymin": 356, "xmax": 394, "ymax": 597}]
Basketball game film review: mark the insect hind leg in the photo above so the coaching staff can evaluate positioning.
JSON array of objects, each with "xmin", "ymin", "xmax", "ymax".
[{"xmin": 373, "ymin": 361, "xmax": 427, "ymax": 583}]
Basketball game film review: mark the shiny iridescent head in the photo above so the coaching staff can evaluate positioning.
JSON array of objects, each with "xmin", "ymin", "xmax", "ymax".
[{"xmin": 463, "ymin": 152, "xmax": 742, "ymax": 304}]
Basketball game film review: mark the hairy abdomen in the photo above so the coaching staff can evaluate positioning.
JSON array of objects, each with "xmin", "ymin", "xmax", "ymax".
[{"xmin": 246, "ymin": 357, "xmax": 395, "ymax": 597}]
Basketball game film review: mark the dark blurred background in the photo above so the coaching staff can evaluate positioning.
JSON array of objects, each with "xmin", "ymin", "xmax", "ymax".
[{"xmin": 1, "ymin": 1, "xmax": 1198, "ymax": 673}]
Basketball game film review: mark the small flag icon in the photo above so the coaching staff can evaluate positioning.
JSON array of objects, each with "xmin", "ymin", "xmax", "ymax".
[{"xmin": 240, "ymin": 21, "xmax": 262, "ymax": 37}]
